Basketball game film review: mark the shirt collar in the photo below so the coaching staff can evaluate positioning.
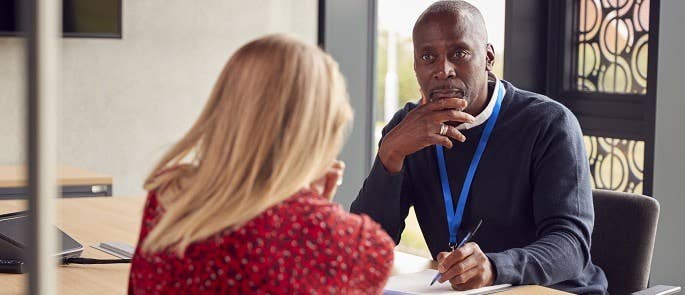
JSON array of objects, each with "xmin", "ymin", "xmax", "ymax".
[{"xmin": 456, "ymin": 73, "xmax": 504, "ymax": 131}]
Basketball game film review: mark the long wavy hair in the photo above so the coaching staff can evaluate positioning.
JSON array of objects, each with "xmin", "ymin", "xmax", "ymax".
[{"xmin": 141, "ymin": 34, "xmax": 353, "ymax": 254}]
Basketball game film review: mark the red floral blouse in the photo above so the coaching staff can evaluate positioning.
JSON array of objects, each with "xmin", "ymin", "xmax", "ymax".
[{"xmin": 128, "ymin": 189, "xmax": 395, "ymax": 294}]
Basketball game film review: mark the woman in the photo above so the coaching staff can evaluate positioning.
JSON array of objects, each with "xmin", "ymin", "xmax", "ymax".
[{"xmin": 128, "ymin": 35, "xmax": 394, "ymax": 294}]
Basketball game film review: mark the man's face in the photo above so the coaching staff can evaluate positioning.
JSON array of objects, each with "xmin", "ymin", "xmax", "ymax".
[{"xmin": 413, "ymin": 12, "xmax": 494, "ymax": 107}]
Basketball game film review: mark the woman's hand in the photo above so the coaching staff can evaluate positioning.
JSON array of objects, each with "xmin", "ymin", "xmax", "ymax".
[{"xmin": 309, "ymin": 160, "xmax": 345, "ymax": 200}]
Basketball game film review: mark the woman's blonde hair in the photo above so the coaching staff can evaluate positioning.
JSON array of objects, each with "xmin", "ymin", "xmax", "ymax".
[{"xmin": 141, "ymin": 34, "xmax": 353, "ymax": 254}]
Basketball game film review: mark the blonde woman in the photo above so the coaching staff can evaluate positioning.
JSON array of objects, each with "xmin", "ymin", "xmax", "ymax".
[{"xmin": 127, "ymin": 35, "xmax": 394, "ymax": 294}]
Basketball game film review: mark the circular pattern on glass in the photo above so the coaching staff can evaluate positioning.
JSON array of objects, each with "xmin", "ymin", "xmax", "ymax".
[
  {"xmin": 580, "ymin": 0, "xmax": 603, "ymax": 41},
  {"xmin": 604, "ymin": 0, "xmax": 634, "ymax": 17},
  {"xmin": 579, "ymin": 0, "xmax": 650, "ymax": 94},
  {"xmin": 598, "ymin": 56, "xmax": 632, "ymax": 92},
  {"xmin": 599, "ymin": 13, "xmax": 634, "ymax": 57},
  {"xmin": 594, "ymin": 142, "xmax": 629, "ymax": 191},
  {"xmin": 578, "ymin": 42, "xmax": 601, "ymax": 77},
  {"xmin": 631, "ymin": 34, "xmax": 649, "ymax": 88},
  {"xmin": 628, "ymin": 140, "xmax": 644, "ymax": 180},
  {"xmin": 587, "ymin": 136, "xmax": 645, "ymax": 194},
  {"xmin": 633, "ymin": 0, "xmax": 650, "ymax": 32}
]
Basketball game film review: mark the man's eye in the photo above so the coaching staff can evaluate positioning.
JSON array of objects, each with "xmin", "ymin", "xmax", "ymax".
[
  {"xmin": 421, "ymin": 54, "xmax": 434, "ymax": 62},
  {"xmin": 453, "ymin": 50, "xmax": 469, "ymax": 59}
]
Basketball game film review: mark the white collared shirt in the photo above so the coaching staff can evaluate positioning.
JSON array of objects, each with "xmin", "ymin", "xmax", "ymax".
[{"xmin": 456, "ymin": 74, "xmax": 505, "ymax": 131}]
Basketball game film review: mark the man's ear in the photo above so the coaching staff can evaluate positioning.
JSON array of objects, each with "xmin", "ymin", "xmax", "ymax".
[{"xmin": 485, "ymin": 43, "xmax": 495, "ymax": 72}]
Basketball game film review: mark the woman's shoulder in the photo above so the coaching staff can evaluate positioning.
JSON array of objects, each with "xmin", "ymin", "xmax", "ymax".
[
  {"xmin": 277, "ymin": 189, "xmax": 395, "ymax": 258},
  {"xmin": 274, "ymin": 190, "xmax": 395, "ymax": 289},
  {"xmin": 282, "ymin": 190, "xmax": 392, "ymax": 238}
]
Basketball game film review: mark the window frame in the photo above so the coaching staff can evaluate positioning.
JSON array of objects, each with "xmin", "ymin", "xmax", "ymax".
[{"xmin": 545, "ymin": 0, "xmax": 660, "ymax": 196}]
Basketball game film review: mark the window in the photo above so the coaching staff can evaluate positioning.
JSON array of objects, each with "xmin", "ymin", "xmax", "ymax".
[
  {"xmin": 577, "ymin": 0, "xmax": 651, "ymax": 194},
  {"xmin": 374, "ymin": 0, "xmax": 506, "ymax": 257},
  {"xmin": 585, "ymin": 136, "xmax": 645, "ymax": 193},
  {"xmin": 575, "ymin": 0, "xmax": 651, "ymax": 94},
  {"xmin": 548, "ymin": 0, "xmax": 658, "ymax": 195}
]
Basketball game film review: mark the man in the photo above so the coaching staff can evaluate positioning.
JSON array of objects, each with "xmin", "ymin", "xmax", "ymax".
[{"xmin": 350, "ymin": 1, "xmax": 608, "ymax": 294}]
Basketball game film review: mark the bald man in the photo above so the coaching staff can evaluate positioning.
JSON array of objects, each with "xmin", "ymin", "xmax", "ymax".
[{"xmin": 351, "ymin": 1, "xmax": 608, "ymax": 293}]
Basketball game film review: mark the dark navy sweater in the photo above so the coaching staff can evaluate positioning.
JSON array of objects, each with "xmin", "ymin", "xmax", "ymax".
[{"xmin": 351, "ymin": 80, "xmax": 608, "ymax": 294}]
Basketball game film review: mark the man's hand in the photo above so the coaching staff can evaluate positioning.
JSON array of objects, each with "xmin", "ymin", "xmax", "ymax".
[
  {"xmin": 378, "ymin": 98, "xmax": 475, "ymax": 173},
  {"xmin": 436, "ymin": 242, "xmax": 495, "ymax": 290}
]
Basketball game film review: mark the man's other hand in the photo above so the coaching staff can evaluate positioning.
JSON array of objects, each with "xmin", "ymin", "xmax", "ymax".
[{"xmin": 436, "ymin": 242, "xmax": 495, "ymax": 290}]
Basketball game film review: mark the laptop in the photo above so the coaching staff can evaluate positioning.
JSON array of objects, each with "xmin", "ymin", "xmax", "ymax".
[{"xmin": 0, "ymin": 211, "xmax": 83, "ymax": 261}]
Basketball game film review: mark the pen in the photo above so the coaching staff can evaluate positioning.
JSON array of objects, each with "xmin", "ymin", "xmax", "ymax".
[{"xmin": 429, "ymin": 219, "xmax": 483, "ymax": 286}]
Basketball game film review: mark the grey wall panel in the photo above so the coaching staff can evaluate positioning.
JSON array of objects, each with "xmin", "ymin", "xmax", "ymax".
[
  {"xmin": 324, "ymin": 0, "xmax": 376, "ymax": 209},
  {"xmin": 651, "ymin": 0, "xmax": 685, "ymax": 287}
]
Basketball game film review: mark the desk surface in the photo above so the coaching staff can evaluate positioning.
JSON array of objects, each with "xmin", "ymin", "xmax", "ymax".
[
  {"xmin": 0, "ymin": 197, "xmax": 570, "ymax": 295},
  {"xmin": 0, "ymin": 165, "xmax": 113, "ymax": 188}
]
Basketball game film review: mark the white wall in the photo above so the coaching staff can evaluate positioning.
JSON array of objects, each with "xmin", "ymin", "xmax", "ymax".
[
  {"xmin": 650, "ymin": 0, "xmax": 685, "ymax": 287},
  {"xmin": 0, "ymin": 0, "xmax": 317, "ymax": 196},
  {"xmin": 0, "ymin": 38, "xmax": 25, "ymax": 165}
]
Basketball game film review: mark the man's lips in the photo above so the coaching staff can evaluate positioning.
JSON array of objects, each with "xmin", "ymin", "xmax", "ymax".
[{"xmin": 430, "ymin": 89, "xmax": 465, "ymax": 100}]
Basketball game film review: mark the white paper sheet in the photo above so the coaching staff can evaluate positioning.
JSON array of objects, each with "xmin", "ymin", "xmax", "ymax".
[{"xmin": 384, "ymin": 269, "xmax": 511, "ymax": 295}]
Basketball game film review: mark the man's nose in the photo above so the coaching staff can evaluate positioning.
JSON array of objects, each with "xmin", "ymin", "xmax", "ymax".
[{"xmin": 433, "ymin": 58, "xmax": 456, "ymax": 80}]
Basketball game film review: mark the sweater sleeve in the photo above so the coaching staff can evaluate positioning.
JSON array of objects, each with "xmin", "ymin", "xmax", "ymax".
[
  {"xmin": 486, "ymin": 107, "xmax": 595, "ymax": 286},
  {"xmin": 350, "ymin": 103, "xmax": 416, "ymax": 244}
]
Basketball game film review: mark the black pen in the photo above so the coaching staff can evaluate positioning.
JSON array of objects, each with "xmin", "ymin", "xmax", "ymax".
[{"xmin": 429, "ymin": 219, "xmax": 483, "ymax": 286}]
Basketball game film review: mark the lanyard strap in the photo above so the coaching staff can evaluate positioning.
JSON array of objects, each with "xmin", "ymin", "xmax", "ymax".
[{"xmin": 436, "ymin": 82, "xmax": 505, "ymax": 244}]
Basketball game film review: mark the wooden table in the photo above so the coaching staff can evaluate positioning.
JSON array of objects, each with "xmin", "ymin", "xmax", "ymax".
[
  {"xmin": 0, "ymin": 197, "xmax": 571, "ymax": 294},
  {"xmin": 0, "ymin": 196, "xmax": 145, "ymax": 294},
  {"xmin": 0, "ymin": 165, "xmax": 113, "ymax": 198}
]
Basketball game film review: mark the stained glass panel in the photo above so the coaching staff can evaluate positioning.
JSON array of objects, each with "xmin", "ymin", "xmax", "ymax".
[
  {"xmin": 584, "ymin": 135, "xmax": 644, "ymax": 194},
  {"xmin": 576, "ymin": 0, "xmax": 650, "ymax": 94}
]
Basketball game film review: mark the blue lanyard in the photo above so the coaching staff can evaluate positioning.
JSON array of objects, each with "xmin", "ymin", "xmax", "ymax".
[{"xmin": 435, "ymin": 82, "xmax": 505, "ymax": 244}]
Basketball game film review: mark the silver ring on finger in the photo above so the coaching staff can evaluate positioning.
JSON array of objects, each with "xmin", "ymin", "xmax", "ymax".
[{"xmin": 439, "ymin": 123, "xmax": 448, "ymax": 136}]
